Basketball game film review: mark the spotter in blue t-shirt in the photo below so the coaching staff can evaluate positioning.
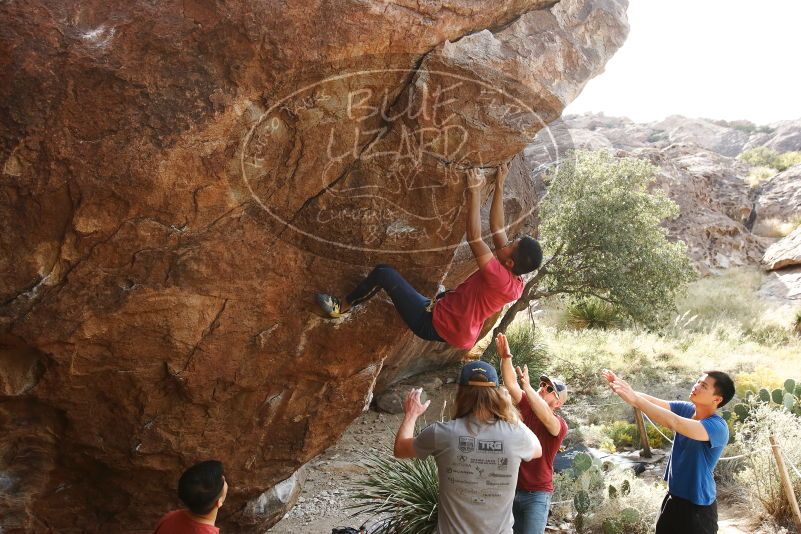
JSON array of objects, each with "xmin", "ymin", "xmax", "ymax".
[{"xmin": 664, "ymin": 401, "xmax": 729, "ymax": 506}]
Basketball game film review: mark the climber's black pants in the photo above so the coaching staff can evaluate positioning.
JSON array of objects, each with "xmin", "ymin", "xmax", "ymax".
[
  {"xmin": 346, "ymin": 265, "xmax": 444, "ymax": 342},
  {"xmin": 656, "ymin": 494, "xmax": 717, "ymax": 534}
]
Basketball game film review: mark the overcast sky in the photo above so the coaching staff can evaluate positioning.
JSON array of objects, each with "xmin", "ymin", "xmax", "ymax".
[{"xmin": 565, "ymin": 0, "xmax": 801, "ymax": 124}]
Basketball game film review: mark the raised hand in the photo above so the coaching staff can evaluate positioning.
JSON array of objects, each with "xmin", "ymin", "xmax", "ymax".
[
  {"xmin": 601, "ymin": 369, "xmax": 618, "ymax": 383},
  {"xmin": 609, "ymin": 377, "xmax": 638, "ymax": 406},
  {"xmin": 496, "ymin": 332, "xmax": 512, "ymax": 359},
  {"xmin": 516, "ymin": 364, "xmax": 531, "ymax": 386},
  {"xmin": 465, "ymin": 168, "xmax": 485, "ymax": 192},
  {"xmin": 403, "ymin": 388, "xmax": 431, "ymax": 418},
  {"xmin": 496, "ymin": 162, "xmax": 509, "ymax": 184}
]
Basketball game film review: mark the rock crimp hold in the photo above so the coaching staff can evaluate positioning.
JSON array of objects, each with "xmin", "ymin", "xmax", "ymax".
[{"xmin": 0, "ymin": 0, "xmax": 628, "ymax": 531}]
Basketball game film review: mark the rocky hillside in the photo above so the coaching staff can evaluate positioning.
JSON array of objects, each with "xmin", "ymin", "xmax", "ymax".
[
  {"xmin": 533, "ymin": 113, "xmax": 801, "ymax": 274},
  {"xmin": 0, "ymin": 1, "xmax": 629, "ymax": 531}
]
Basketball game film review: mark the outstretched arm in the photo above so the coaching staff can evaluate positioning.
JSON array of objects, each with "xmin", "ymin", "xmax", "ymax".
[
  {"xmin": 498, "ymin": 333, "xmax": 523, "ymax": 404},
  {"xmin": 489, "ymin": 162, "xmax": 510, "ymax": 250},
  {"xmin": 394, "ymin": 388, "xmax": 431, "ymax": 458},
  {"xmin": 602, "ymin": 369, "xmax": 670, "ymax": 410},
  {"xmin": 518, "ymin": 365, "xmax": 563, "ymax": 437},
  {"xmin": 465, "ymin": 169, "xmax": 493, "ymax": 270},
  {"xmin": 606, "ymin": 375, "xmax": 710, "ymax": 442}
]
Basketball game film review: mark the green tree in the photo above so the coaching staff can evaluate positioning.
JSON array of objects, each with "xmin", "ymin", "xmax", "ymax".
[{"xmin": 485, "ymin": 150, "xmax": 693, "ymax": 351}]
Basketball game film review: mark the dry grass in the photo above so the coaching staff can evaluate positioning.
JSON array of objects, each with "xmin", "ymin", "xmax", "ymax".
[
  {"xmin": 752, "ymin": 218, "xmax": 799, "ymax": 238},
  {"xmin": 527, "ymin": 268, "xmax": 801, "ymax": 399},
  {"xmin": 746, "ymin": 166, "xmax": 777, "ymax": 187}
]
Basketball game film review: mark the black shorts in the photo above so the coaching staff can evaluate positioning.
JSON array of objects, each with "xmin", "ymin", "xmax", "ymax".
[{"xmin": 655, "ymin": 493, "xmax": 717, "ymax": 534}]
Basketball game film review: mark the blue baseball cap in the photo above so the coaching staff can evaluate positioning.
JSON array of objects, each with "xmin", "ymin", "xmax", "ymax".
[{"xmin": 459, "ymin": 360, "xmax": 499, "ymax": 387}]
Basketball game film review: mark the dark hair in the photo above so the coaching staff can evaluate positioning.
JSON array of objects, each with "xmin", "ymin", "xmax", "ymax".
[
  {"xmin": 511, "ymin": 237, "xmax": 543, "ymax": 275},
  {"xmin": 178, "ymin": 460, "xmax": 225, "ymax": 515},
  {"xmin": 704, "ymin": 371, "xmax": 735, "ymax": 408}
]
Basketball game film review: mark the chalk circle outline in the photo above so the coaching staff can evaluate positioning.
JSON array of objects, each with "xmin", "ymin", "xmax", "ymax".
[{"xmin": 240, "ymin": 67, "xmax": 564, "ymax": 254}]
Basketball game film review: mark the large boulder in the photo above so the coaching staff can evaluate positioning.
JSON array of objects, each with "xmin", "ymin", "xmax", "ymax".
[
  {"xmin": 753, "ymin": 164, "xmax": 801, "ymax": 226},
  {"xmin": 651, "ymin": 115, "xmax": 751, "ymax": 157},
  {"xmin": 743, "ymin": 119, "xmax": 801, "ymax": 153},
  {"xmin": 0, "ymin": 0, "xmax": 628, "ymax": 531},
  {"xmin": 645, "ymin": 146, "xmax": 765, "ymax": 272},
  {"xmin": 763, "ymin": 226, "xmax": 801, "ymax": 271}
]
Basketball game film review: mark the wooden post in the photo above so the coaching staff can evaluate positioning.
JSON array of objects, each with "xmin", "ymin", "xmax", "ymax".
[
  {"xmin": 634, "ymin": 408, "xmax": 652, "ymax": 459},
  {"xmin": 769, "ymin": 434, "xmax": 801, "ymax": 533}
]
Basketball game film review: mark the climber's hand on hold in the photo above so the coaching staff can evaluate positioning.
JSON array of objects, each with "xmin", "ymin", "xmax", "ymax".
[
  {"xmin": 465, "ymin": 168, "xmax": 485, "ymax": 194},
  {"xmin": 496, "ymin": 162, "xmax": 509, "ymax": 185},
  {"xmin": 465, "ymin": 168, "xmax": 493, "ymax": 269}
]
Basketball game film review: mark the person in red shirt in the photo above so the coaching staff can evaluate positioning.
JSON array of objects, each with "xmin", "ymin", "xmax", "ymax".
[
  {"xmin": 497, "ymin": 333, "xmax": 568, "ymax": 534},
  {"xmin": 154, "ymin": 460, "xmax": 228, "ymax": 534},
  {"xmin": 316, "ymin": 163, "xmax": 543, "ymax": 349}
]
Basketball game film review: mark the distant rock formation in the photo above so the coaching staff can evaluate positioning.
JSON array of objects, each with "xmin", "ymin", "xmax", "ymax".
[{"xmin": 543, "ymin": 113, "xmax": 801, "ymax": 273}]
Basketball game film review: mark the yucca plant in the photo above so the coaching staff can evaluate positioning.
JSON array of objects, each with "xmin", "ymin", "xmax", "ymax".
[
  {"xmin": 566, "ymin": 297, "xmax": 621, "ymax": 330},
  {"xmin": 485, "ymin": 321, "xmax": 549, "ymax": 376},
  {"xmin": 348, "ymin": 451, "xmax": 439, "ymax": 534}
]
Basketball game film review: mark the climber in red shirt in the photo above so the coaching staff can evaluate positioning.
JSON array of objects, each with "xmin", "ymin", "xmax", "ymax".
[
  {"xmin": 316, "ymin": 162, "xmax": 542, "ymax": 349},
  {"xmin": 154, "ymin": 460, "xmax": 228, "ymax": 534}
]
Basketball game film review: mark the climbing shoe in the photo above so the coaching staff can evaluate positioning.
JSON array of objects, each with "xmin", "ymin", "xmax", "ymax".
[{"xmin": 316, "ymin": 293, "xmax": 346, "ymax": 318}]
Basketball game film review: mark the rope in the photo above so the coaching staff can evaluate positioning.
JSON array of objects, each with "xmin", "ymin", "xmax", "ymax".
[
  {"xmin": 718, "ymin": 447, "xmax": 771, "ymax": 461},
  {"xmin": 642, "ymin": 412, "xmax": 674, "ymax": 445},
  {"xmin": 641, "ymin": 412, "xmax": 774, "ymax": 462},
  {"xmin": 561, "ymin": 400, "xmax": 628, "ymax": 410}
]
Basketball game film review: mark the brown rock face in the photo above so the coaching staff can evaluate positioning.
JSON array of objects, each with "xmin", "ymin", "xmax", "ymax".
[
  {"xmin": 0, "ymin": 1, "xmax": 627, "ymax": 531},
  {"xmin": 754, "ymin": 164, "xmax": 801, "ymax": 227}
]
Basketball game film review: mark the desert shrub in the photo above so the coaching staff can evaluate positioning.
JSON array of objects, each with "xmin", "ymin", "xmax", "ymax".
[
  {"xmin": 739, "ymin": 147, "xmax": 801, "ymax": 173},
  {"xmin": 566, "ymin": 297, "xmax": 622, "ymax": 330},
  {"xmin": 735, "ymin": 367, "xmax": 784, "ymax": 398},
  {"xmin": 602, "ymin": 420, "xmax": 671, "ymax": 450},
  {"xmin": 752, "ymin": 217, "xmax": 799, "ymax": 238},
  {"xmin": 739, "ymin": 147, "xmax": 780, "ymax": 168},
  {"xmin": 795, "ymin": 309, "xmax": 801, "ymax": 336},
  {"xmin": 486, "ymin": 321, "xmax": 549, "ymax": 378},
  {"xmin": 774, "ymin": 151, "xmax": 801, "ymax": 171},
  {"xmin": 349, "ymin": 451, "xmax": 438, "ymax": 534},
  {"xmin": 746, "ymin": 166, "xmax": 776, "ymax": 186},
  {"xmin": 735, "ymin": 403, "xmax": 801, "ymax": 528},
  {"xmin": 745, "ymin": 324, "xmax": 793, "ymax": 347},
  {"xmin": 585, "ymin": 471, "xmax": 665, "ymax": 534}
]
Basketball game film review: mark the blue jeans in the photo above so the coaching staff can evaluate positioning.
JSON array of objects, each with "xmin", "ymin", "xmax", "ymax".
[
  {"xmin": 345, "ymin": 265, "xmax": 444, "ymax": 342},
  {"xmin": 512, "ymin": 490, "xmax": 551, "ymax": 534}
]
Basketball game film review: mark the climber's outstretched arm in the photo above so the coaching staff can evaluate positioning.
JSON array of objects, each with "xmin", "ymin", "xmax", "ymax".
[
  {"xmin": 489, "ymin": 162, "xmax": 510, "ymax": 250},
  {"xmin": 466, "ymin": 169, "xmax": 493, "ymax": 270}
]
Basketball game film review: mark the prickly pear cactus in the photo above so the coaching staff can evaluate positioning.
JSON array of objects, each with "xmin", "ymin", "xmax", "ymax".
[
  {"xmin": 759, "ymin": 388, "xmax": 771, "ymax": 403},
  {"xmin": 608, "ymin": 484, "xmax": 618, "ymax": 499},
  {"xmin": 783, "ymin": 392, "xmax": 796, "ymax": 412},
  {"xmin": 574, "ymin": 490, "xmax": 591, "ymax": 514},
  {"xmin": 733, "ymin": 403, "xmax": 750, "ymax": 421},
  {"xmin": 620, "ymin": 507, "xmax": 640, "ymax": 524},
  {"xmin": 772, "ymin": 388, "xmax": 784, "ymax": 404},
  {"xmin": 785, "ymin": 378, "xmax": 796, "ymax": 394},
  {"xmin": 602, "ymin": 518, "xmax": 622, "ymax": 534},
  {"xmin": 621, "ymin": 479, "xmax": 631, "ymax": 496},
  {"xmin": 573, "ymin": 452, "xmax": 592, "ymax": 475}
]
